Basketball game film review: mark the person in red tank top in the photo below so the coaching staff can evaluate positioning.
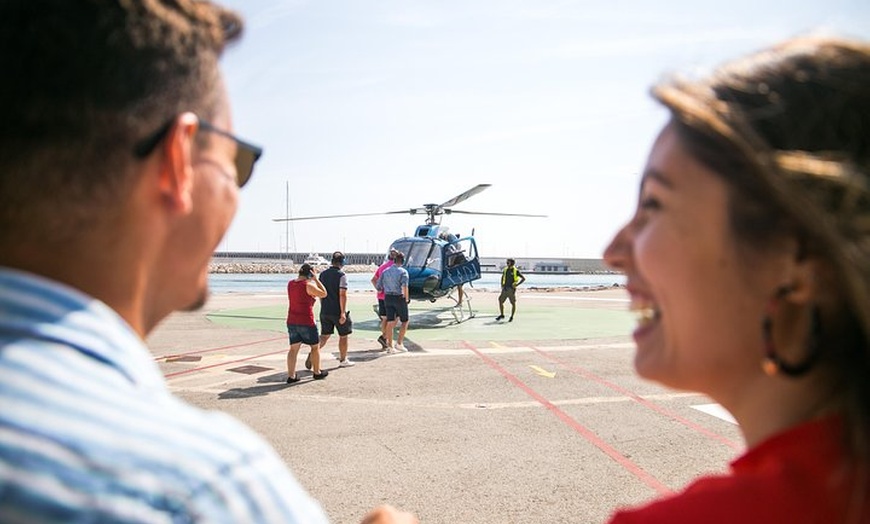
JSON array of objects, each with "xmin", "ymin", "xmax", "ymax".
[{"xmin": 286, "ymin": 263, "xmax": 327, "ymax": 382}]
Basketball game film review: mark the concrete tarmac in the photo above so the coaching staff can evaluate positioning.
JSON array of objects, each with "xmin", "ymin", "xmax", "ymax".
[{"xmin": 147, "ymin": 288, "xmax": 743, "ymax": 524}]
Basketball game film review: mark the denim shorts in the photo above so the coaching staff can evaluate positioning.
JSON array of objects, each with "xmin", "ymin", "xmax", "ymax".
[{"xmin": 287, "ymin": 324, "xmax": 319, "ymax": 345}]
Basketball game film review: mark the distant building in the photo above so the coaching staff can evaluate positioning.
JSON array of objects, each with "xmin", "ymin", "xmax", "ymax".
[
  {"xmin": 211, "ymin": 252, "xmax": 615, "ymax": 274},
  {"xmin": 480, "ymin": 261, "xmax": 499, "ymax": 273},
  {"xmin": 533, "ymin": 261, "xmax": 572, "ymax": 273}
]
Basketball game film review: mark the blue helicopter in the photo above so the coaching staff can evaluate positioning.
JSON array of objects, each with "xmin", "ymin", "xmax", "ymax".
[{"xmin": 273, "ymin": 184, "xmax": 545, "ymax": 317}]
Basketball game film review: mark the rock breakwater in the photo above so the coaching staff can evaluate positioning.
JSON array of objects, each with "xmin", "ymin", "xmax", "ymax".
[{"xmin": 209, "ymin": 262, "xmax": 376, "ymax": 274}]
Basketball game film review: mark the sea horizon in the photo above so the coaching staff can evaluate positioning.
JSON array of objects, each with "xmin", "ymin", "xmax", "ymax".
[{"xmin": 209, "ymin": 271, "xmax": 625, "ymax": 294}]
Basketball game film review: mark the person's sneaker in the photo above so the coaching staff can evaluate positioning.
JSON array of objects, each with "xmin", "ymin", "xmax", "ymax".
[
  {"xmin": 312, "ymin": 370, "xmax": 329, "ymax": 380},
  {"xmin": 338, "ymin": 359, "xmax": 355, "ymax": 367},
  {"xmin": 286, "ymin": 374, "xmax": 300, "ymax": 384},
  {"xmin": 495, "ymin": 315, "xmax": 504, "ymax": 321},
  {"xmin": 304, "ymin": 355, "xmax": 312, "ymax": 370},
  {"xmin": 394, "ymin": 343, "xmax": 407, "ymax": 352},
  {"xmin": 386, "ymin": 343, "xmax": 396, "ymax": 354},
  {"xmin": 509, "ymin": 316, "xmax": 514, "ymax": 322},
  {"xmin": 377, "ymin": 335, "xmax": 388, "ymax": 349}
]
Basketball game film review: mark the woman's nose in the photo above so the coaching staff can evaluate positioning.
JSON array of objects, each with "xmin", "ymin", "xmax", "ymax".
[{"xmin": 603, "ymin": 224, "xmax": 630, "ymax": 271}]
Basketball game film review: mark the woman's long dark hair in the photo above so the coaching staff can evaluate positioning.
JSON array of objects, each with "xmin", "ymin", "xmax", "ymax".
[{"xmin": 654, "ymin": 37, "xmax": 870, "ymax": 468}]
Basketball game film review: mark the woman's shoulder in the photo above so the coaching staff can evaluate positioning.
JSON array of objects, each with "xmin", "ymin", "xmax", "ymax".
[
  {"xmin": 608, "ymin": 419, "xmax": 862, "ymax": 523},
  {"xmin": 608, "ymin": 471, "xmax": 841, "ymax": 523}
]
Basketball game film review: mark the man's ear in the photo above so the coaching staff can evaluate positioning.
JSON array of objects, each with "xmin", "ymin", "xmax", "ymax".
[{"xmin": 159, "ymin": 112, "xmax": 199, "ymax": 214}]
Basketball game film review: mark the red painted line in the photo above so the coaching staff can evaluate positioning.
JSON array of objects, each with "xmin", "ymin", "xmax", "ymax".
[
  {"xmin": 164, "ymin": 348, "xmax": 287, "ymax": 379},
  {"xmin": 461, "ymin": 341, "xmax": 672, "ymax": 496},
  {"xmin": 154, "ymin": 336, "xmax": 285, "ymax": 362},
  {"xmin": 531, "ymin": 346, "xmax": 741, "ymax": 451}
]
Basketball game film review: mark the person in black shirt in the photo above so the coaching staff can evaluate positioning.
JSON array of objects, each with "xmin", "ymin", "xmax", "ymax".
[{"xmin": 316, "ymin": 251, "xmax": 354, "ymax": 367}]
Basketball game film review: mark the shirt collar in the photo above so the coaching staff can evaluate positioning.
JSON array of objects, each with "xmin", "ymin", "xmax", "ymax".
[{"xmin": 0, "ymin": 267, "xmax": 166, "ymax": 390}]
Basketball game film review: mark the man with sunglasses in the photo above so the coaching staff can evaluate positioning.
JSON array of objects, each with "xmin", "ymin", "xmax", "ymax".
[{"xmin": 0, "ymin": 2, "xmax": 414, "ymax": 523}]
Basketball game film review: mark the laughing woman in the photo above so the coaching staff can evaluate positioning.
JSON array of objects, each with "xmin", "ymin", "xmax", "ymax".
[{"xmin": 604, "ymin": 37, "xmax": 870, "ymax": 523}]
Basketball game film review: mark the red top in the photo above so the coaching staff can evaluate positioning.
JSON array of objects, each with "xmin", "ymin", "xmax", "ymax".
[
  {"xmin": 609, "ymin": 416, "xmax": 868, "ymax": 523},
  {"xmin": 286, "ymin": 278, "xmax": 315, "ymax": 326}
]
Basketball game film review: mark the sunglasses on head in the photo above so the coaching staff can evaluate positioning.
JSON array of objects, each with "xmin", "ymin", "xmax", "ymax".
[{"xmin": 133, "ymin": 116, "xmax": 263, "ymax": 188}]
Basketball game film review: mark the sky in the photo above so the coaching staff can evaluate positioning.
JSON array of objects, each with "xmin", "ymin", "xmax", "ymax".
[{"xmin": 216, "ymin": 0, "xmax": 870, "ymax": 259}]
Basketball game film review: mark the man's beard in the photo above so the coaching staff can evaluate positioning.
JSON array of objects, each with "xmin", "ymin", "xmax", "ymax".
[{"xmin": 182, "ymin": 289, "xmax": 209, "ymax": 312}]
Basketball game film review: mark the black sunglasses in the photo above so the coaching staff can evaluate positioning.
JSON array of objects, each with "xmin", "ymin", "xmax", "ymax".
[{"xmin": 133, "ymin": 117, "xmax": 263, "ymax": 188}]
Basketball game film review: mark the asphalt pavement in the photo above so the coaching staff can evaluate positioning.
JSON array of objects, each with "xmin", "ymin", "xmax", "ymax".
[{"xmin": 147, "ymin": 288, "xmax": 743, "ymax": 524}]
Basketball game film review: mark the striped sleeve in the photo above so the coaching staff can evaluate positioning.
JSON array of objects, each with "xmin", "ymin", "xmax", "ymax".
[{"xmin": 0, "ymin": 268, "xmax": 331, "ymax": 523}]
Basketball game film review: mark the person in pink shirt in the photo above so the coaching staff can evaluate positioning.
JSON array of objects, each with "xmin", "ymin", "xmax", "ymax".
[{"xmin": 371, "ymin": 248, "xmax": 397, "ymax": 349}]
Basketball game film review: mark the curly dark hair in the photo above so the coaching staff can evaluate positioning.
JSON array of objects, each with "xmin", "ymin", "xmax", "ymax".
[{"xmin": 0, "ymin": 0, "xmax": 243, "ymax": 243}]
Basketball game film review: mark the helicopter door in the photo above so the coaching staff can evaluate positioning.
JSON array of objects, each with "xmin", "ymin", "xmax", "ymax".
[{"xmin": 440, "ymin": 237, "xmax": 481, "ymax": 290}]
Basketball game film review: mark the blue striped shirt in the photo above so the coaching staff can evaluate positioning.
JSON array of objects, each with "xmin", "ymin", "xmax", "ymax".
[
  {"xmin": 0, "ymin": 267, "xmax": 330, "ymax": 523},
  {"xmin": 376, "ymin": 265, "xmax": 408, "ymax": 296}
]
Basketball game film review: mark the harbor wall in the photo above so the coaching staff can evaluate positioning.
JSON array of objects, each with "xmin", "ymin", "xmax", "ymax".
[{"xmin": 210, "ymin": 252, "xmax": 613, "ymax": 275}]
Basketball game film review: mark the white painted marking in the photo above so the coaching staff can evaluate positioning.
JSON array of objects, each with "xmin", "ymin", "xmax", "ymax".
[
  {"xmin": 691, "ymin": 403, "xmax": 737, "ymax": 425},
  {"xmin": 399, "ymin": 343, "xmax": 634, "ymax": 358},
  {"xmin": 171, "ymin": 389, "xmax": 702, "ymax": 410},
  {"xmin": 164, "ymin": 343, "xmax": 638, "ymax": 386}
]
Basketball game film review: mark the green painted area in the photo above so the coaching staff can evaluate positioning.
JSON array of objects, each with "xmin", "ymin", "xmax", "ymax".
[{"xmin": 207, "ymin": 301, "xmax": 634, "ymax": 341}]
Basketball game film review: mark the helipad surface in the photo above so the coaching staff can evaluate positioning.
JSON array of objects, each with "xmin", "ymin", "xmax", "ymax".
[{"xmin": 147, "ymin": 288, "xmax": 743, "ymax": 524}]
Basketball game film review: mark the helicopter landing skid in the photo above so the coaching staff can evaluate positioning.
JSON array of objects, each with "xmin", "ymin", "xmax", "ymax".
[{"xmin": 448, "ymin": 290, "xmax": 475, "ymax": 324}]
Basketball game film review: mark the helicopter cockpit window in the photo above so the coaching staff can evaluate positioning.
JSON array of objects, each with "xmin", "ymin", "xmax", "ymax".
[
  {"xmin": 408, "ymin": 242, "xmax": 434, "ymax": 270},
  {"xmin": 390, "ymin": 241, "xmax": 432, "ymax": 270},
  {"xmin": 426, "ymin": 246, "xmax": 442, "ymax": 271}
]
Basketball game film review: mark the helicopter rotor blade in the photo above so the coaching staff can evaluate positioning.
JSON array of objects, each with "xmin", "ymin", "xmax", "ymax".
[
  {"xmin": 444, "ymin": 209, "xmax": 547, "ymax": 218},
  {"xmin": 272, "ymin": 210, "xmax": 410, "ymax": 222},
  {"xmin": 438, "ymin": 184, "xmax": 492, "ymax": 209},
  {"xmin": 270, "ymin": 185, "xmax": 537, "ymax": 223}
]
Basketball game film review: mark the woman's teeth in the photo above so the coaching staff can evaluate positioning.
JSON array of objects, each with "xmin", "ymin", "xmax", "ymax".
[{"xmin": 630, "ymin": 305, "xmax": 658, "ymax": 325}]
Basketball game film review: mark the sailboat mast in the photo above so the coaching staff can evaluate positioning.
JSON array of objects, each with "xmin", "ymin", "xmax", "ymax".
[{"xmin": 285, "ymin": 181, "xmax": 289, "ymax": 257}]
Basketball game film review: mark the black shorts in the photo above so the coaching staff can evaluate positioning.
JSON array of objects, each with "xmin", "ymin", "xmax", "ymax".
[
  {"xmin": 377, "ymin": 299, "xmax": 387, "ymax": 317},
  {"xmin": 384, "ymin": 295, "xmax": 409, "ymax": 322},
  {"xmin": 320, "ymin": 312, "xmax": 353, "ymax": 336}
]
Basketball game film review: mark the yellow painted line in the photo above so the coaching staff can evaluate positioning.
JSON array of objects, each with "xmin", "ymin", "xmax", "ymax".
[
  {"xmin": 529, "ymin": 365, "xmax": 556, "ymax": 378},
  {"xmin": 489, "ymin": 341, "xmax": 506, "ymax": 348}
]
